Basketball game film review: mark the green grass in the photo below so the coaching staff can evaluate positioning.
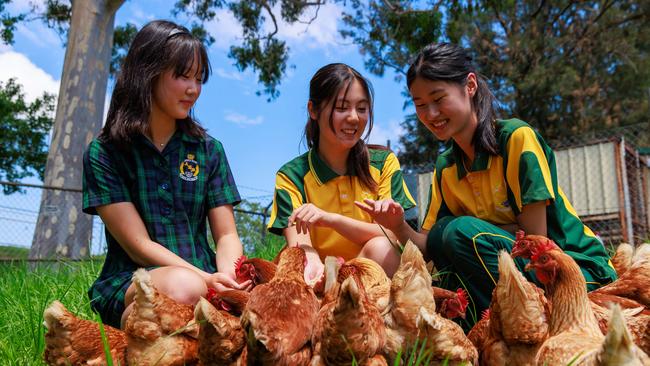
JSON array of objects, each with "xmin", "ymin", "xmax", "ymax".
[
  {"xmin": 0, "ymin": 260, "xmax": 102, "ymax": 365},
  {"xmin": 0, "ymin": 237, "xmax": 283, "ymax": 365}
]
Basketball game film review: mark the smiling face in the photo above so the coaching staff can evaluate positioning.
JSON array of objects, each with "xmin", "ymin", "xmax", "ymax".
[
  {"xmin": 310, "ymin": 78, "xmax": 369, "ymax": 152},
  {"xmin": 409, "ymin": 75, "xmax": 477, "ymax": 143},
  {"xmin": 151, "ymin": 57, "xmax": 203, "ymax": 123}
]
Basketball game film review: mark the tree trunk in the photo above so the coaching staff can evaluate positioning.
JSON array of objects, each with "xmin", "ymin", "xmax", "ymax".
[{"xmin": 29, "ymin": 0, "xmax": 124, "ymax": 259}]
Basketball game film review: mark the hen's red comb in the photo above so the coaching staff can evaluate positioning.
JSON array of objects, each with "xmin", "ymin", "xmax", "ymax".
[
  {"xmin": 481, "ymin": 308, "xmax": 491, "ymax": 320},
  {"xmin": 515, "ymin": 230, "xmax": 526, "ymax": 241},
  {"xmin": 234, "ymin": 255, "xmax": 247, "ymax": 274},
  {"xmin": 456, "ymin": 288, "xmax": 469, "ymax": 309},
  {"xmin": 530, "ymin": 238, "xmax": 560, "ymax": 261}
]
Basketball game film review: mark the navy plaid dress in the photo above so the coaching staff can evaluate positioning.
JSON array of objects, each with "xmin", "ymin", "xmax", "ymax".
[{"xmin": 82, "ymin": 129, "xmax": 240, "ymax": 327}]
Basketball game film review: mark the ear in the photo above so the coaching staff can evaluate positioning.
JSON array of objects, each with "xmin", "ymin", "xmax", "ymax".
[
  {"xmin": 307, "ymin": 100, "xmax": 318, "ymax": 121},
  {"xmin": 466, "ymin": 72, "xmax": 478, "ymax": 98}
]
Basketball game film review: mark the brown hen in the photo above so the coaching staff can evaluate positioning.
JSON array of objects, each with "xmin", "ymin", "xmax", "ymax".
[
  {"xmin": 312, "ymin": 257, "xmax": 387, "ymax": 366},
  {"xmin": 519, "ymin": 237, "xmax": 604, "ymax": 365},
  {"xmin": 241, "ymin": 246, "xmax": 319, "ymax": 365},
  {"xmin": 338, "ymin": 257, "xmax": 391, "ymax": 315},
  {"xmin": 125, "ymin": 268, "xmax": 199, "ymax": 366},
  {"xmin": 43, "ymin": 301, "xmax": 127, "ymax": 365},
  {"xmin": 596, "ymin": 304, "xmax": 650, "ymax": 365},
  {"xmin": 386, "ymin": 240, "xmax": 478, "ymax": 365},
  {"xmin": 479, "ymin": 251, "xmax": 550, "ymax": 366},
  {"xmin": 195, "ymin": 293, "xmax": 248, "ymax": 366},
  {"xmin": 234, "ymin": 255, "xmax": 277, "ymax": 287}
]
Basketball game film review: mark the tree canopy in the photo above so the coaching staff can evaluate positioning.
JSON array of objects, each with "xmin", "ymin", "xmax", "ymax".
[
  {"xmin": 341, "ymin": 0, "xmax": 650, "ymax": 166},
  {"xmin": 0, "ymin": 78, "xmax": 54, "ymax": 193}
]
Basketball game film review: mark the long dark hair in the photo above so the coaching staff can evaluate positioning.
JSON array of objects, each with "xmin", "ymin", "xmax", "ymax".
[
  {"xmin": 99, "ymin": 20, "xmax": 210, "ymax": 147},
  {"xmin": 305, "ymin": 63, "xmax": 377, "ymax": 192},
  {"xmin": 406, "ymin": 43, "xmax": 499, "ymax": 155}
]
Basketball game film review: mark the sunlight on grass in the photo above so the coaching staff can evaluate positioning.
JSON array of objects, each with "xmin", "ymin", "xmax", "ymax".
[{"xmin": 0, "ymin": 260, "xmax": 101, "ymax": 365}]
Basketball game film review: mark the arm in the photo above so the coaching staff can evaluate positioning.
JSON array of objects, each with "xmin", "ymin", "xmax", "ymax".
[
  {"xmin": 283, "ymin": 225, "xmax": 324, "ymax": 285},
  {"xmin": 288, "ymin": 203, "xmax": 398, "ymax": 245},
  {"xmin": 516, "ymin": 200, "xmax": 548, "ymax": 236},
  {"xmin": 97, "ymin": 202, "xmax": 210, "ymax": 279},
  {"xmin": 207, "ymin": 204, "xmax": 251, "ymax": 291},
  {"xmin": 355, "ymin": 199, "xmax": 429, "ymax": 254}
]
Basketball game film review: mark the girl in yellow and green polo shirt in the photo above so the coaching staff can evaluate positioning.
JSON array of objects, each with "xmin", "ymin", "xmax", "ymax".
[
  {"xmin": 268, "ymin": 63, "xmax": 416, "ymax": 281},
  {"xmin": 356, "ymin": 43, "xmax": 616, "ymax": 327}
]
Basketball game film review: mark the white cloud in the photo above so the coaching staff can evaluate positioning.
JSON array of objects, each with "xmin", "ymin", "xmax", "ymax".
[
  {"xmin": 270, "ymin": 2, "xmax": 344, "ymax": 49},
  {"xmin": 0, "ymin": 50, "xmax": 60, "ymax": 103},
  {"xmin": 205, "ymin": 3, "xmax": 348, "ymax": 52},
  {"xmin": 15, "ymin": 22, "xmax": 61, "ymax": 49},
  {"xmin": 368, "ymin": 119, "xmax": 405, "ymax": 151},
  {"xmin": 224, "ymin": 111, "xmax": 264, "ymax": 126},
  {"xmin": 205, "ymin": 9, "xmax": 243, "ymax": 50},
  {"xmin": 214, "ymin": 67, "xmax": 243, "ymax": 81}
]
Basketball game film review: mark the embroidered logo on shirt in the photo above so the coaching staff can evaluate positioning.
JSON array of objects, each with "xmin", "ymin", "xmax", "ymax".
[{"xmin": 180, "ymin": 153, "xmax": 199, "ymax": 182}]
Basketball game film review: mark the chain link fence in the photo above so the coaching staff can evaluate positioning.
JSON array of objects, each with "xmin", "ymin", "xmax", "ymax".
[
  {"xmin": 0, "ymin": 181, "xmax": 273, "ymax": 261},
  {"xmin": 405, "ymin": 122, "xmax": 650, "ymax": 246}
]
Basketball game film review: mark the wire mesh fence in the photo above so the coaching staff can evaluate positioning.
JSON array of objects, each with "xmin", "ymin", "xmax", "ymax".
[
  {"xmin": 404, "ymin": 122, "xmax": 650, "ymax": 247},
  {"xmin": 0, "ymin": 181, "xmax": 273, "ymax": 261}
]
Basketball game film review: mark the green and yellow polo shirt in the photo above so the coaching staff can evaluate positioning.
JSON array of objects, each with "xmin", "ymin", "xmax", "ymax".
[
  {"xmin": 268, "ymin": 148, "xmax": 416, "ymax": 260},
  {"xmin": 422, "ymin": 118, "xmax": 616, "ymax": 285}
]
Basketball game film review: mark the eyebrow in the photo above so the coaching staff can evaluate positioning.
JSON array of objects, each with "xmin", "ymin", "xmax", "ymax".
[
  {"xmin": 336, "ymin": 97, "xmax": 369, "ymax": 104},
  {"xmin": 412, "ymin": 88, "xmax": 445, "ymax": 101}
]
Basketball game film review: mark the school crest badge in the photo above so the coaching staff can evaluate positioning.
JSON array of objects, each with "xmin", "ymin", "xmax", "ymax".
[{"xmin": 180, "ymin": 153, "xmax": 199, "ymax": 182}]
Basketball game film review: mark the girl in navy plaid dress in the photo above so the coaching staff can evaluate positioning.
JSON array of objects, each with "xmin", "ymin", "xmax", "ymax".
[{"xmin": 82, "ymin": 20, "xmax": 250, "ymax": 328}]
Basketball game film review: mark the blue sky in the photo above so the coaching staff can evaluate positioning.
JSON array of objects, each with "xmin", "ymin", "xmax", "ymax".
[{"xmin": 0, "ymin": 0, "xmax": 412, "ymax": 204}]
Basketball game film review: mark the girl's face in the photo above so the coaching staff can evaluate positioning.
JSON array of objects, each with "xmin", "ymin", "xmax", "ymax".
[
  {"xmin": 311, "ymin": 78, "xmax": 370, "ymax": 152},
  {"xmin": 151, "ymin": 58, "xmax": 203, "ymax": 122},
  {"xmin": 409, "ymin": 74, "xmax": 477, "ymax": 143}
]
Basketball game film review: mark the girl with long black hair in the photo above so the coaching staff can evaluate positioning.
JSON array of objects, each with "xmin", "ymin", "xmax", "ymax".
[
  {"xmin": 82, "ymin": 20, "xmax": 250, "ymax": 328},
  {"xmin": 357, "ymin": 43, "xmax": 616, "ymax": 325},
  {"xmin": 267, "ymin": 63, "xmax": 416, "ymax": 280}
]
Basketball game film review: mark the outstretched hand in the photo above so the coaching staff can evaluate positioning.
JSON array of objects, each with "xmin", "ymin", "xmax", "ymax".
[
  {"xmin": 288, "ymin": 203, "xmax": 334, "ymax": 234},
  {"xmin": 206, "ymin": 272, "xmax": 252, "ymax": 293},
  {"xmin": 354, "ymin": 198, "xmax": 405, "ymax": 232}
]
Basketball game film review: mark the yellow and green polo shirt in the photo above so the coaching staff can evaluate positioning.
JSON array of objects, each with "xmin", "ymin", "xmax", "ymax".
[
  {"xmin": 422, "ymin": 118, "xmax": 616, "ymax": 284},
  {"xmin": 268, "ymin": 148, "xmax": 416, "ymax": 260}
]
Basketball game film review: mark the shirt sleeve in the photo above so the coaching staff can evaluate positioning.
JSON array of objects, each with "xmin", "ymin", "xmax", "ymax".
[
  {"xmin": 421, "ymin": 170, "xmax": 448, "ymax": 231},
  {"xmin": 376, "ymin": 152, "xmax": 416, "ymax": 210},
  {"xmin": 82, "ymin": 140, "xmax": 131, "ymax": 215},
  {"xmin": 504, "ymin": 126, "xmax": 555, "ymax": 213},
  {"xmin": 267, "ymin": 171, "xmax": 304, "ymax": 235},
  {"xmin": 206, "ymin": 140, "xmax": 241, "ymax": 208}
]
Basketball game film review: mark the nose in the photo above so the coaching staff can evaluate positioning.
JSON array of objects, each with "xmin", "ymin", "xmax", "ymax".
[
  {"xmin": 426, "ymin": 104, "xmax": 440, "ymax": 120},
  {"xmin": 186, "ymin": 80, "xmax": 201, "ymax": 96},
  {"xmin": 347, "ymin": 108, "xmax": 360, "ymax": 123}
]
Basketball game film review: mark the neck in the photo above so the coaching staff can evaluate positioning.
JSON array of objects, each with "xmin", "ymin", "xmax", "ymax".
[
  {"xmin": 546, "ymin": 252, "xmax": 601, "ymax": 336},
  {"xmin": 454, "ymin": 113, "xmax": 479, "ymax": 163},
  {"xmin": 317, "ymin": 143, "xmax": 350, "ymax": 175},
  {"xmin": 147, "ymin": 111, "xmax": 177, "ymax": 151}
]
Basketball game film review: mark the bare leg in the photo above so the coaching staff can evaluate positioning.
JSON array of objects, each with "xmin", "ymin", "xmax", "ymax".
[
  {"xmin": 120, "ymin": 266, "xmax": 207, "ymax": 329},
  {"xmin": 358, "ymin": 236, "xmax": 401, "ymax": 277}
]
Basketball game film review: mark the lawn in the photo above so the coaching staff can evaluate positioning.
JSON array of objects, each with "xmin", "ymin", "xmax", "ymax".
[{"xmin": 0, "ymin": 234, "xmax": 285, "ymax": 365}]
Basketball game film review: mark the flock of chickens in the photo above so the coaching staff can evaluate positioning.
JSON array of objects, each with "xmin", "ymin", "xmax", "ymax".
[{"xmin": 42, "ymin": 232, "xmax": 650, "ymax": 365}]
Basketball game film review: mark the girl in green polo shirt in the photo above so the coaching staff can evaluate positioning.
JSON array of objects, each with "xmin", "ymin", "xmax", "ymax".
[
  {"xmin": 356, "ymin": 43, "xmax": 616, "ymax": 326},
  {"xmin": 268, "ymin": 63, "xmax": 416, "ymax": 281},
  {"xmin": 82, "ymin": 20, "xmax": 250, "ymax": 329}
]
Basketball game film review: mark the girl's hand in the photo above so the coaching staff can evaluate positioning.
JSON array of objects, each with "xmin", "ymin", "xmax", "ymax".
[
  {"xmin": 206, "ymin": 272, "xmax": 252, "ymax": 292},
  {"xmin": 303, "ymin": 251, "xmax": 325, "ymax": 286},
  {"xmin": 289, "ymin": 204, "xmax": 334, "ymax": 234},
  {"xmin": 355, "ymin": 198, "xmax": 405, "ymax": 232}
]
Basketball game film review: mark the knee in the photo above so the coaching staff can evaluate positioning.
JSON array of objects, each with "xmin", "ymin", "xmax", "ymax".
[
  {"xmin": 428, "ymin": 216, "xmax": 477, "ymax": 258},
  {"xmin": 150, "ymin": 266, "xmax": 207, "ymax": 305},
  {"xmin": 358, "ymin": 236, "xmax": 401, "ymax": 277}
]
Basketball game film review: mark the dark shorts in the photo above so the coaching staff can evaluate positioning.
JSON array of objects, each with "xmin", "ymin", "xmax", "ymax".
[{"xmin": 88, "ymin": 273, "xmax": 132, "ymax": 328}]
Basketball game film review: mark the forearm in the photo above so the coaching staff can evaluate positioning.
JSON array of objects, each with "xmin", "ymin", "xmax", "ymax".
[
  {"xmin": 215, "ymin": 232, "xmax": 244, "ymax": 277},
  {"xmin": 394, "ymin": 220, "xmax": 428, "ymax": 254},
  {"xmin": 126, "ymin": 239, "xmax": 210, "ymax": 279},
  {"xmin": 327, "ymin": 213, "xmax": 398, "ymax": 245}
]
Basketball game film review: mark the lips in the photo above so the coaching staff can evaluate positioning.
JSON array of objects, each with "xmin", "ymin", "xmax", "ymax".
[
  {"xmin": 341, "ymin": 128, "xmax": 357, "ymax": 136},
  {"xmin": 180, "ymin": 100, "xmax": 194, "ymax": 108}
]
